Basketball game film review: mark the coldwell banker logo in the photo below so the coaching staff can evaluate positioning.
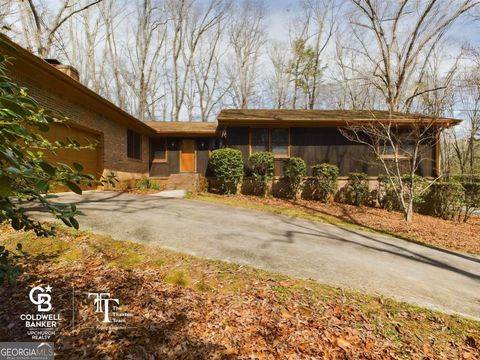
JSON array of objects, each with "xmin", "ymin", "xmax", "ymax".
[
  {"xmin": 19, "ymin": 285, "xmax": 60, "ymax": 341},
  {"xmin": 87, "ymin": 292, "xmax": 133, "ymax": 328},
  {"xmin": 29, "ymin": 286, "xmax": 52, "ymax": 312}
]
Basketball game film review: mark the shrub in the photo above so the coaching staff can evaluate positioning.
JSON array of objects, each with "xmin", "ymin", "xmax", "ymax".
[
  {"xmin": 462, "ymin": 182, "xmax": 480, "ymax": 222},
  {"xmin": 208, "ymin": 148, "xmax": 244, "ymax": 194},
  {"xmin": 346, "ymin": 172, "xmax": 369, "ymax": 206},
  {"xmin": 377, "ymin": 174, "xmax": 399, "ymax": 210},
  {"xmin": 249, "ymin": 152, "xmax": 274, "ymax": 182},
  {"xmin": 424, "ymin": 181, "xmax": 464, "ymax": 220},
  {"xmin": 248, "ymin": 152, "xmax": 274, "ymax": 196},
  {"xmin": 282, "ymin": 157, "xmax": 306, "ymax": 199},
  {"xmin": 136, "ymin": 178, "xmax": 160, "ymax": 190},
  {"xmin": 306, "ymin": 163, "xmax": 339, "ymax": 202}
]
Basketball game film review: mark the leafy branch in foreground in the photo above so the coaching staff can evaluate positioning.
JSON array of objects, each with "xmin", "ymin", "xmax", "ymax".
[{"xmin": 0, "ymin": 43, "xmax": 116, "ymax": 236}]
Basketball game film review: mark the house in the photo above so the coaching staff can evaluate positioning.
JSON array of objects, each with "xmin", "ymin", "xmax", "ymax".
[{"xmin": 1, "ymin": 36, "xmax": 461, "ymax": 190}]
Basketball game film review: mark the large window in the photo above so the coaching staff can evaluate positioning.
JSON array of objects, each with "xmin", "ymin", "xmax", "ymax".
[
  {"xmin": 271, "ymin": 128, "xmax": 289, "ymax": 156},
  {"xmin": 250, "ymin": 128, "xmax": 289, "ymax": 157},
  {"xmin": 251, "ymin": 128, "xmax": 269, "ymax": 153},
  {"xmin": 127, "ymin": 129, "xmax": 142, "ymax": 159}
]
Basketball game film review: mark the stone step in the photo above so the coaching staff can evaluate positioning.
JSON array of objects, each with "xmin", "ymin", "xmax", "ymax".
[{"xmin": 165, "ymin": 173, "xmax": 202, "ymax": 191}]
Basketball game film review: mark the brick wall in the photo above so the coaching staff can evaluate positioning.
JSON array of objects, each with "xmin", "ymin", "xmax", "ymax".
[{"xmin": 9, "ymin": 66, "xmax": 150, "ymax": 181}]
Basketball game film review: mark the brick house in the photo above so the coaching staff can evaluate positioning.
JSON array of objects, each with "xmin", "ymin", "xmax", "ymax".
[{"xmin": 2, "ymin": 37, "xmax": 460, "ymax": 189}]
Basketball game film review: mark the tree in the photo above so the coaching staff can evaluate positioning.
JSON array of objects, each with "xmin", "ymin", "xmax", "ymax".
[
  {"xmin": 21, "ymin": 0, "xmax": 103, "ymax": 58},
  {"xmin": 348, "ymin": 0, "xmax": 478, "ymax": 113},
  {"xmin": 0, "ymin": 40, "xmax": 115, "ymax": 236},
  {"xmin": 340, "ymin": 115, "xmax": 441, "ymax": 222},
  {"xmin": 226, "ymin": 0, "xmax": 265, "ymax": 109}
]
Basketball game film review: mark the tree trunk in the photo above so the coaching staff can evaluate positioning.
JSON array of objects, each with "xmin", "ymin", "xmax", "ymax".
[{"xmin": 404, "ymin": 201, "xmax": 414, "ymax": 223}]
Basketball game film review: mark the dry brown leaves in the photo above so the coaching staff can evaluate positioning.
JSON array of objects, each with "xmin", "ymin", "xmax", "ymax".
[{"xmin": 0, "ymin": 256, "xmax": 478, "ymax": 360}]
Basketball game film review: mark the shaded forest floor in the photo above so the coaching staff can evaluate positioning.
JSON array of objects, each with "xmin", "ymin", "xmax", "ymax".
[
  {"xmin": 0, "ymin": 224, "xmax": 479, "ymax": 359},
  {"xmin": 191, "ymin": 193, "xmax": 480, "ymax": 256}
]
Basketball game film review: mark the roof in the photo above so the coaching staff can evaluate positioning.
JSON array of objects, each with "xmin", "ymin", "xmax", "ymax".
[
  {"xmin": 0, "ymin": 34, "xmax": 156, "ymax": 136},
  {"xmin": 217, "ymin": 109, "xmax": 461, "ymax": 127},
  {"xmin": 144, "ymin": 121, "xmax": 220, "ymax": 136}
]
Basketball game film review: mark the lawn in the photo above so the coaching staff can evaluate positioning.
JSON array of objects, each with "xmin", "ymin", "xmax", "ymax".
[
  {"xmin": 189, "ymin": 192, "xmax": 480, "ymax": 256},
  {"xmin": 0, "ymin": 224, "xmax": 479, "ymax": 359}
]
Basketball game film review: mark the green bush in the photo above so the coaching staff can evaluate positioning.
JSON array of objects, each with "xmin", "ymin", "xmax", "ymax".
[
  {"xmin": 378, "ymin": 174, "xmax": 429, "ymax": 212},
  {"xmin": 248, "ymin": 152, "xmax": 274, "ymax": 196},
  {"xmin": 208, "ymin": 148, "xmax": 244, "ymax": 194},
  {"xmin": 282, "ymin": 157, "xmax": 306, "ymax": 199},
  {"xmin": 249, "ymin": 152, "xmax": 274, "ymax": 182},
  {"xmin": 377, "ymin": 174, "xmax": 399, "ymax": 211},
  {"xmin": 136, "ymin": 178, "xmax": 160, "ymax": 190},
  {"xmin": 462, "ymin": 182, "xmax": 480, "ymax": 222},
  {"xmin": 307, "ymin": 163, "xmax": 339, "ymax": 202},
  {"xmin": 424, "ymin": 181, "xmax": 464, "ymax": 220},
  {"xmin": 346, "ymin": 172, "xmax": 369, "ymax": 206}
]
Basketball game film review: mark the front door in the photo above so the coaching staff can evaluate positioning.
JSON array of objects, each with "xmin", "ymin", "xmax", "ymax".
[{"xmin": 180, "ymin": 139, "xmax": 196, "ymax": 172}]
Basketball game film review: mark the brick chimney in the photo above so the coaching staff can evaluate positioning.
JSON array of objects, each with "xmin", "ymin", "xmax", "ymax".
[{"xmin": 44, "ymin": 59, "xmax": 80, "ymax": 82}]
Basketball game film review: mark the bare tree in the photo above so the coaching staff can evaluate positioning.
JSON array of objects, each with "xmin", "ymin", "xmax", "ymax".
[
  {"xmin": 340, "ymin": 116, "xmax": 442, "ymax": 222},
  {"xmin": 20, "ymin": 0, "xmax": 103, "ymax": 58},
  {"xmin": 101, "ymin": 0, "xmax": 128, "ymax": 110},
  {"xmin": 123, "ymin": 0, "xmax": 167, "ymax": 121},
  {"xmin": 451, "ymin": 48, "xmax": 480, "ymax": 175},
  {"xmin": 266, "ymin": 41, "xmax": 291, "ymax": 109},
  {"xmin": 349, "ymin": 0, "xmax": 479, "ymax": 113},
  {"xmin": 227, "ymin": 0, "xmax": 265, "ymax": 109}
]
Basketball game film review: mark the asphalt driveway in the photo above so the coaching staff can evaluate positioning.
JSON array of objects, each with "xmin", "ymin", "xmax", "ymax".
[{"xmin": 30, "ymin": 191, "xmax": 480, "ymax": 319}]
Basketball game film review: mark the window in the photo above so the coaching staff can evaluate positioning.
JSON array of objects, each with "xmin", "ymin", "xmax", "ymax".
[
  {"xmin": 151, "ymin": 138, "xmax": 166, "ymax": 162},
  {"xmin": 251, "ymin": 128, "xmax": 269, "ymax": 153},
  {"xmin": 271, "ymin": 128, "xmax": 289, "ymax": 156},
  {"xmin": 379, "ymin": 141, "xmax": 415, "ymax": 159},
  {"xmin": 127, "ymin": 129, "xmax": 141, "ymax": 159},
  {"xmin": 250, "ymin": 128, "xmax": 290, "ymax": 157}
]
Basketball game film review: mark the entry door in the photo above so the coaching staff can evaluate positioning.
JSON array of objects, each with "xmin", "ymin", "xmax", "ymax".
[{"xmin": 180, "ymin": 139, "xmax": 196, "ymax": 172}]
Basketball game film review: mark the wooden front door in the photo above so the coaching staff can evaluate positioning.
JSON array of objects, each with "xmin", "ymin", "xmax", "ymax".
[{"xmin": 180, "ymin": 139, "xmax": 196, "ymax": 172}]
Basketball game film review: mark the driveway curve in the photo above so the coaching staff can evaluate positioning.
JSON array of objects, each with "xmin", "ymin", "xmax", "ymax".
[{"xmin": 31, "ymin": 191, "xmax": 480, "ymax": 319}]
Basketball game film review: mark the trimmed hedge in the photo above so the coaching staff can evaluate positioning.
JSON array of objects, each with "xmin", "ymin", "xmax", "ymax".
[
  {"xmin": 463, "ymin": 182, "xmax": 480, "ymax": 222},
  {"xmin": 282, "ymin": 157, "xmax": 306, "ymax": 199},
  {"xmin": 305, "ymin": 163, "xmax": 339, "ymax": 202},
  {"xmin": 345, "ymin": 172, "xmax": 369, "ymax": 206},
  {"xmin": 248, "ymin": 152, "xmax": 274, "ymax": 196},
  {"xmin": 249, "ymin": 152, "xmax": 274, "ymax": 181},
  {"xmin": 208, "ymin": 148, "xmax": 244, "ymax": 194},
  {"xmin": 424, "ymin": 181, "xmax": 464, "ymax": 220}
]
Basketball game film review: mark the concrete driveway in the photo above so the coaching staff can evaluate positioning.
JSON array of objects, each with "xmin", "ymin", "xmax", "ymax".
[{"xmin": 30, "ymin": 191, "xmax": 480, "ymax": 319}]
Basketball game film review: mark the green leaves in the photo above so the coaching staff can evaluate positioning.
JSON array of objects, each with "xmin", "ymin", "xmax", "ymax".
[
  {"xmin": 66, "ymin": 181, "xmax": 82, "ymax": 195},
  {"xmin": 0, "ymin": 174, "xmax": 11, "ymax": 197}
]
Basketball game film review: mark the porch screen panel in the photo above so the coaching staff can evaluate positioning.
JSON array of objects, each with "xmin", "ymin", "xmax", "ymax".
[
  {"xmin": 271, "ymin": 128, "xmax": 289, "ymax": 156},
  {"xmin": 251, "ymin": 128, "xmax": 269, "ymax": 153}
]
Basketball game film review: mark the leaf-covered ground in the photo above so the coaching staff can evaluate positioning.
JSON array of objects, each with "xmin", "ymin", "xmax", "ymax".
[
  {"xmin": 191, "ymin": 193, "xmax": 480, "ymax": 256},
  {"xmin": 0, "ymin": 225, "xmax": 479, "ymax": 359}
]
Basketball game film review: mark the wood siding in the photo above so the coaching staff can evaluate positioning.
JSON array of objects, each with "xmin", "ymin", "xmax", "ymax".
[
  {"xmin": 225, "ymin": 126, "xmax": 436, "ymax": 177},
  {"xmin": 149, "ymin": 137, "xmax": 214, "ymax": 177}
]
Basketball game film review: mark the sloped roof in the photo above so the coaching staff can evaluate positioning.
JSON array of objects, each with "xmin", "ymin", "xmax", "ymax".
[
  {"xmin": 144, "ymin": 121, "xmax": 220, "ymax": 136},
  {"xmin": 0, "ymin": 34, "xmax": 156, "ymax": 136},
  {"xmin": 217, "ymin": 109, "xmax": 461, "ymax": 127}
]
